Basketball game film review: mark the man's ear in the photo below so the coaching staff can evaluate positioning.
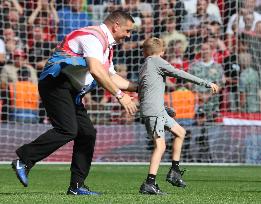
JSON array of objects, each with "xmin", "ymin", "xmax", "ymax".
[{"xmin": 112, "ymin": 21, "xmax": 120, "ymax": 32}]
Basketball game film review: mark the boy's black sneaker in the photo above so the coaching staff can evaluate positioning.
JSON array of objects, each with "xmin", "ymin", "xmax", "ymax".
[
  {"xmin": 139, "ymin": 182, "xmax": 166, "ymax": 195},
  {"xmin": 166, "ymin": 168, "xmax": 186, "ymax": 188}
]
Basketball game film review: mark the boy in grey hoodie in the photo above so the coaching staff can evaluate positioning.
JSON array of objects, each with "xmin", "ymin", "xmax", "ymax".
[{"xmin": 139, "ymin": 37, "xmax": 219, "ymax": 195}]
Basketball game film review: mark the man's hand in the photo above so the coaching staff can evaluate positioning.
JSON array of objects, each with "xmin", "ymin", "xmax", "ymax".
[
  {"xmin": 209, "ymin": 83, "xmax": 220, "ymax": 94},
  {"xmin": 118, "ymin": 93, "xmax": 137, "ymax": 115}
]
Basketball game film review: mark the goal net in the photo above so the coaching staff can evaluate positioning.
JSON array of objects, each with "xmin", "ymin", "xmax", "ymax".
[{"xmin": 0, "ymin": 0, "xmax": 261, "ymax": 164}]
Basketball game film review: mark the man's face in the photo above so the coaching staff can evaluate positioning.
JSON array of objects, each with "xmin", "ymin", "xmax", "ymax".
[
  {"xmin": 14, "ymin": 55, "xmax": 26, "ymax": 67},
  {"xmin": 197, "ymin": 0, "xmax": 208, "ymax": 15},
  {"xmin": 113, "ymin": 20, "xmax": 134, "ymax": 43},
  {"xmin": 142, "ymin": 15, "xmax": 153, "ymax": 33},
  {"xmin": 201, "ymin": 43, "xmax": 212, "ymax": 59},
  {"xmin": 174, "ymin": 42, "xmax": 183, "ymax": 56},
  {"xmin": 3, "ymin": 28, "xmax": 15, "ymax": 41}
]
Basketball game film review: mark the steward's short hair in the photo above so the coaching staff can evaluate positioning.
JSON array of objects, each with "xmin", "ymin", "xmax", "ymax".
[{"xmin": 104, "ymin": 10, "xmax": 135, "ymax": 24}]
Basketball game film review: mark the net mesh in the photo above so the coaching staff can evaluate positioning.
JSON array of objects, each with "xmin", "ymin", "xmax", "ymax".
[{"xmin": 0, "ymin": 0, "xmax": 261, "ymax": 164}]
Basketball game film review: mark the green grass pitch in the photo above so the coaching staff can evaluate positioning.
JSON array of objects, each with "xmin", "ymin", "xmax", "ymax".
[{"xmin": 0, "ymin": 164, "xmax": 260, "ymax": 204}]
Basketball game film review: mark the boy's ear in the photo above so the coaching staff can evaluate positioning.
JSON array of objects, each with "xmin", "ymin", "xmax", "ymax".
[{"xmin": 160, "ymin": 51, "xmax": 165, "ymax": 57}]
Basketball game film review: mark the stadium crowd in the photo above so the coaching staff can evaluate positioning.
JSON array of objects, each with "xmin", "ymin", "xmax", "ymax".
[{"xmin": 0, "ymin": 0, "xmax": 261, "ymax": 124}]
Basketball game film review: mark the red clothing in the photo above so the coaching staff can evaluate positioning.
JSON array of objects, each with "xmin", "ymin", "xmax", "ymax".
[
  {"xmin": 168, "ymin": 60, "xmax": 189, "ymax": 83},
  {"xmin": 195, "ymin": 50, "xmax": 230, "ymax": 64}
]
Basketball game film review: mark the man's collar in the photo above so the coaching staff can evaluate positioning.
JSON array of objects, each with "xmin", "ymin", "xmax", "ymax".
[{"xmin": 100, "ymin": 23, "xmax": 116, "ymax": 47}]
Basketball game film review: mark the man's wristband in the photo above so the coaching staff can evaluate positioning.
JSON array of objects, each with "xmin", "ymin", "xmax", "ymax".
[{"xmin": 115, "ymin": 89, "xmax": 125, "ymax": 100}]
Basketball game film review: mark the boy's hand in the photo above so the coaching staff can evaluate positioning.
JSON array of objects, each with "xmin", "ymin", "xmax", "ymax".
[{"xmin": 209, "ymin": 83, "xmax": 219, "ymax": 94}]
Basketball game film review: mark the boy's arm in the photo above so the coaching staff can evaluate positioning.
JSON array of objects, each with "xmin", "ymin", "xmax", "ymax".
[
  {"xmin": 160, "ymin": 61, "xmax": 210, "ymax": 87},
  {"xmin": 159, "ymin": 60, "xmax": 219, "ymax": 93}
]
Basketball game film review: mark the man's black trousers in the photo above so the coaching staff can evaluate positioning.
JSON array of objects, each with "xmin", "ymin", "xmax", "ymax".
[{"xmin": 16, "ymin": 74, "xmax": 97, "ymax": 187}]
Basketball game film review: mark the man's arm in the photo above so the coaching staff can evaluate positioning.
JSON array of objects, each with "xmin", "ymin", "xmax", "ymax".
[
  {"xmin": 87, "ymin": 57, "xmax": 137, "ymax": 114},
  {"xmin": 110, "ymin": 74, "xmax": 138, "ymax": 92}
]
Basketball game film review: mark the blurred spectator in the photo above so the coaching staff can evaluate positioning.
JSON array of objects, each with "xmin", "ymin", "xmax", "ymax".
[
  {"xmin": 207, "ymin": 22, "xmax": 230, "ymax": 64},
  {"xmin": 164, "ymin": 80, "xmax": 196, "ymax": 126},
  {"xmin": 160, "ymin": 15, "xmax": 188, "ymax": 52},
  {"xmin": 207, "ymin": 0, "xmax": 222, "ymax": 24},
  {"xmin": 0, "ymin": 38, "xmax": 6, "ymax": 66},
  {"xmin": 57, "ymin": 0, "xmax": 93, "ymax": 41},
  {"xmin": 9, "ymin": 67, "xmax": 39, "ymax": 123},
  {"xmin": 0, "ymin": 1, "xmax": 17, "ymax": 34},
  {"xmin": 188, "ymin": 42, "xmax": 224, "ymax": 122},
  {"xmin": 165, "ymin": 40, "xmax": 189, "ymax": 72},
  {"xmin": 0, "ymin": 49, "xmax": 38, "ymax": 87},
  {"xmin": 239, "ymin": 53, "xmax": 260, "ymax": 113},
  {"xmin": 169, "ymin": 0, "xmax": 187, "ymax": 31},
  {"xmin": 182, "ymin": 0, "xmax": 197, "ymax": 14},
  {"xmin": 195, "ymin": 32, "xmax": 230, "ymax": 64},
  {"xmin": 122, "ymin": 0, "xmax": 154, "ymax": 31},
  {"xmin": 28, "ymin": 26, "xmax": 56, "ymax": 76},
  {"xmin": 138, "ymin": 0, "xmax": 153, "ymax": 16},
  {"xmin": 223, "ymin": 0, "xmax": 237, "ymax": 26},
  {"xmin": 0, "ymin": 48, "xmax": 37, "ymax": 121},
  {"xmin": 183, "ymin": 0, "xmax": 222, "ymax": 24},
  {"xmin": 256, "ymin": 0, "xmax": 261, "ymax": 12},
  {"xmin": 223, "ymin": 54, "xmax": 240, "ymax": 112},
  {"xmin": 222, "ymin": 34, "xmax": 249, "ymax": 112},
  {"xmin": 164, "ymin": 40, "xmax": 190, "ymax": 89},
  {"xmin": 3, "ymin": 25, "xmax": 26, "ymax": 64},
  {"xmin": 102, "ymin": 0, "xmax": 122, "ymax": 24},
  {"xmin": 28, "ymin": 0, "xmax": 59, "ymax": 42},
  {"xmin": 5, "ymin": 6, "xmax": 27, "ymax": 41},
  {"xmin": 122, "ymin": 0, "xmax": 142, "ymax": 27},
  {"xmin": 86, "ymin": 0, "xmax": 109, "ymax": 24},
  {"xmin": 226, "ymin": 0, "xmax": 261, "ymax": 51},
  {"xmin": 254, "ymin": 21, "xmax": 261, "ymax": 35},
  {"xmin": 181, "ymin": 0, "xmax": 219, "ymax": 60},
  {"xmin": 6, "ymin": 0, "xmax": 23, "ymax": 15},
  {"xmin": 153, "ymin": 0, "xmax": 173, "ymax": 36}
]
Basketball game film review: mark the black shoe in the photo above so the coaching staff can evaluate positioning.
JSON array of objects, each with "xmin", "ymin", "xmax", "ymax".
[
  {"xmin": 67, "ymin": 184, "xmax": 100, "ymax": 195},
  {"xmin": 166, "ymin": 168, "xmax": 186, "ymax": 188},
  {"xmin": 139, "ymin": 182, "xmax": 166, "ymax": 195}
]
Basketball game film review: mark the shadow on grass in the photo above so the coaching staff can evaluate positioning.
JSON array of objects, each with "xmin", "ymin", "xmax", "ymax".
[
  {"xmin": 0, "ymin": 192, "xmax": 64, "ymax": 196},
  {"xmin": 230, "ymin": 190, "xmax": 261, "ymax": 193},
  {"xmin": 188, "ymin": 179, "xmax": 261, "ymax": 183}
]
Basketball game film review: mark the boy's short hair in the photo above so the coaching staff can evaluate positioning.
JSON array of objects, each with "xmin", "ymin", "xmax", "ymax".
[{"xmin": 143, "ymin": 37, "xmax": 165, "ymax": 57}]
